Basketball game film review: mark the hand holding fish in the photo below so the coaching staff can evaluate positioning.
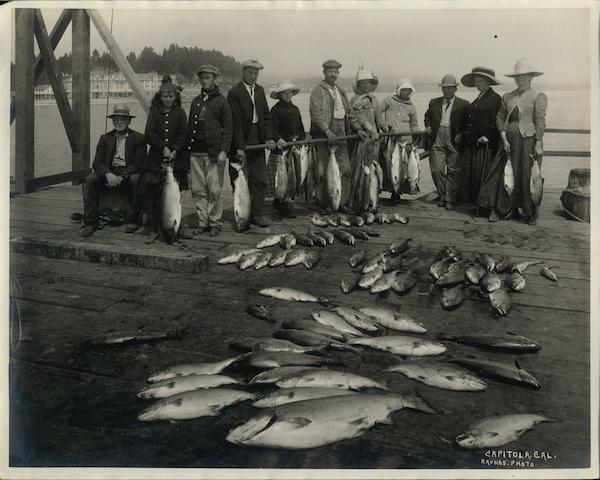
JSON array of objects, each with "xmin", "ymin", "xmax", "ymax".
[
  {"xmin": 235, "ymin": 149, "xmax": 247, "ymax": 167},
  {"xmin": 276, "ymin": 138, "xmax": 287, "ymax": 150},
  {"xmin": 162, "ymin": 146, "xmax": 171, "ymax": 158},
  {"xmin": 217, "ymin": 150, "xmax": 227, "ymax": 164},
  {"xmin": 325, "ymin": 129, "xmax": 337, "ymax": 145},
  {"xmin": 534, "ymin": 140, "xmax": 543, "ymax": 158},
  {"xmin": 265, "ymin": 139, "xmax": 277, "ymax": 151}
]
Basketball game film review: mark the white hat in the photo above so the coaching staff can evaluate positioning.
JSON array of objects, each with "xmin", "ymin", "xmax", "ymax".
[
  {"xmin": 505, "ymin": 58, "xmax": 543, "ymax": 78},
  {"xmin": 269, "ymin": 80, "xmax": 300, "ymax": 100},
  {"xmin": 395, "ymin": 78, "xmax": 415, "ymax": 96},
  {"xmin": 356, "ymin": 68, "xmax": 377, "ymax": 82}
]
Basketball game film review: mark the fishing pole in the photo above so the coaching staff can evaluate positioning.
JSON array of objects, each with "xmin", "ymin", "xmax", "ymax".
[{"xmin": 103, "ymin": 9, "xmax": 115, "ymax": 132}]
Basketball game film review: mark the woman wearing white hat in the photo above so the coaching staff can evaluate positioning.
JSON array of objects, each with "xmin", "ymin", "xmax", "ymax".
[
  {"xmin": 380, "ymin": 78, "xmax": 420, "ymax": 203},
  {"xmin": 486, "ymin": 58, "xmax": 547, "ymax": 225}
]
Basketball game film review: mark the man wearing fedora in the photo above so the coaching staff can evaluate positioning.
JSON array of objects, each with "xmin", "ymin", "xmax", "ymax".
[
  {"xmin": 424, "ymin": 74, "xmax": 469, "ymax": 210},
  {"xmin": 228, "ymin": 59, "xmax": 276, "ymax": 228},
  {"xmin": 309, "ymin": 59, "xmax": 355, "ymax": 214},
  {"xmin": 81, "ymin": 104, "xmax": 146, "ymax": 237}
]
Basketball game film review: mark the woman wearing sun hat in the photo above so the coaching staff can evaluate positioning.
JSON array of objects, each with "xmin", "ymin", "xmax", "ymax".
[
  {"xmin": 266, "ymin": 80, "xmax": 306, "ymax": 217},
  {"xmin": 459, "ymin": 66, "xmax": 502, "ymax": 220},
  {"xmin": 483, "ymin": 58, "xmax": 547, "ymax": 225}
]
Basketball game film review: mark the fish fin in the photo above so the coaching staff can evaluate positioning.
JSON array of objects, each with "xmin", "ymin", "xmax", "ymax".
[
  {"xmin": 350, "ymin": 416, "xmax": 369, "ymax": 426},
  {"xmin": 379, "ymin": 414, "xmax": 394, "ymax": 426},
  {"xmin": 287, "ymin": 416, "xmax": 312, "ymax": 428},
  {"xmin": 401, "ymin": 390, "xmax": 437, "ymax": 414}
]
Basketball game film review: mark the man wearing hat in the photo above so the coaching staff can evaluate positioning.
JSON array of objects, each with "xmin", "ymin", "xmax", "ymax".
[
  {"xmin": 424, "ymin": 74, "xmax": 469, "ymax": 210},
  {"xmin": 80, "ymin": 104, "xmax": 146, "ymax": 237},
  {"xmin": 227, "ymin": 59, "xmax": 276, "ymax": 228},
  {"xmin": 186, "ymin": 64, "xmax": 233, "ymax": 237},
  {"xmin": 309, "ymin": 59, "xmax": 355, "ymax": 213}
]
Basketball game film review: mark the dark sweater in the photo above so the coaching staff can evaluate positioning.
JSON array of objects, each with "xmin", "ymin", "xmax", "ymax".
[
  {"xmin": 271, "ymin": 100, "xmax": 306, "ymax": 154},
  {"xmin": 144, "ymin": 105, "xmax": 188, "ymax": 171}
]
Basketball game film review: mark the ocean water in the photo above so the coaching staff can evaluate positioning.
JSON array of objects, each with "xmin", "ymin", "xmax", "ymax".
[{"xmin": 9, "ymin": 89, "xmax": 590, "ymax": 189}]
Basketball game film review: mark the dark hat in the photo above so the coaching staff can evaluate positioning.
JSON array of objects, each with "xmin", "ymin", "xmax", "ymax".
[
  {"xmin": 461, "ymin": 66, "xmax": 501, "ymax": 87},
  {"xmin": 107, "ymin": 103, "xmax": 135, "ymax": 118},
  {"xmin": 242, "ymin": 59, "xmax": 264, "ymax": 70},
  {"xmin": 197, "ymin": 64, "xmax": 220, "ymax": 77},
  {"xmin": 322, "ymin": 59, "xmax": 342, "ymax": 69}
]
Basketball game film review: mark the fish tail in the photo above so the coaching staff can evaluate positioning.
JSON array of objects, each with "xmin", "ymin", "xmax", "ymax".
[{"xmin": 401, "ymin": 390, "xmax": 437, "ymax": 414}]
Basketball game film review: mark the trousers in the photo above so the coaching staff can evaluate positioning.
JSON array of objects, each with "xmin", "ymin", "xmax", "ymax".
[
  {"xmin": 429, "ymin": 126, "xmax": 459, "ymax": 203},
  {"xmin": 82, "ymin": 169, "xmax": 139, "ymax": 226},
  {"xmin": 189, "ymin": 153, "xmax": 226, "ymax": 227}
]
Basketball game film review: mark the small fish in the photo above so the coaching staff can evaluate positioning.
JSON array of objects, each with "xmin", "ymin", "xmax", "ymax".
[
  {"xmin": 392, "ymin": 213, "xmax": 409, "ymax": 224},
  {"xmin": 350, "ymin": 215, "xmax": 365, "ymax": 227},
  {"xmin": 359, "ymin": 264, "xmax": 385, "ymax": 289},
  {"xmin": 495, "ymin": 256, "xmax": 513, "ymax": 273},
  {"xmin": 360, "ymin": 227, "xmax": 381, "ymax": 237},
  {"xmin": 375, "ymin": 212, "xmax": 392, "ymax": 224},
  {"xmin": 269, "ymin": 250, "xmax": 289, "ymax": 267},
  {"xmin": 359, "ymin": 306, "xmax": 427, "ymax": 334},
  {"xmin": 259, "ymin": 287, "xmax": 328, "ymax": 304},
  {"xmin": 218, "ymin": 248, "xmax": 261, "ymax": 265},
  {"xmin": 308, "ymin": 227, "xmax": 334, "ymax": 244},
  {"xmin": 392, "ymin": 269, "xmax": 418, "ymax": 295},
  {"xmin": 83, "ymin": 330, "xmax": 181, "ymax": 349},
  {"xmin": 506, "ymin": 272, "xmax": 526, "ymax": 291},
  {"xmin": 312, "ymin": 310, "xmax": 363, "ymax": 336},
  {"xmin": 541, "ymin": 266, "xmax": 558, "ymax": 282},
  {"xmin": 476, "ymin": 253, "xmax": 496, "ymax": 272},
  {"xmin": 489, "ymin": 288, "xmax": 511, "ymax": 315},
  {"xmin": 389, "ymin": 238, "xmax": 411, "ymax": 255},
  {"xmin": 504, "ymin": 156, "xmax": 515, "ymax": 197},
  {"xmin": 530, "ymin": 158, "xmax": 543, "ymax": 206},
  {"xmin": 311, "ymin": 213, "xmax": 329, "ymax": 227},
  {"xmin": 148, "ymin": 356, "xmax": 242, "ymax": 382},
  {"xmin": 511, "ymin": 260, "xmax": 542, "ymax": 274},
  {"xmin": 246, "ymin": 304, "xmax": 274, "ymax": 323},
  {"xmin": 254, "ymin": 251, "xmax": 273, "ymax": 270},
  {"xmin": 449, "ymin": 357, "xmax": 541, "ymax": 389},
  {"xmin": 280, "ymin": 234, "xmax": 297, "ymax": 250},
  {"xmin": 238, "ymin": 250, "xmax": 262, "ymax": 270},
  {"xmin": 440, "ymin": 332, "xmax": 541, "ymax": 352},
  {"xmin": 160, "ymin": 165, "xmax": 182, "ymax": 243},
  {"xmin": 360, "ymin": 212, "xmax": 376, "ymax": 225},
  {"xmin": 334, "ymin": 229, "xmax": 355, "ymax": 245},
  {"xmin": 370, "ymin": 271, "xmax": 399, "ymax": 294},
  {"xmin": 305, "ymin": 231, "xmax": 327, "ymax": 247},
  {"xmin": 276, "ymin": 369, "xmax": 387, "ymax": 391},
  {"xmin": 440, "ymin": 246, "xmax": 462, "ymax": 262},
  {"xmin": 349, "ymin": 249, "xmax": 368, "ymax": 267},
  {"xmin": 327, "ymin": 215, "xmax": 339, "ymax": 227},
  {"xmin": 138, "ymin": 374, "xmax": 241, "ymax": 399},
  {"xmin": 331, "ymin": 306, "xmax": 378, "ymax": 332},
  {"xmin": 342, "ymin": 227, "xmax": 369, "ymax": 240},
  {"xmin": 249, "ymin": 366, "xmax": 323, "ymax": 385},
  {"xmin": 138, "ymin": 389, "xmax": 255, "ymax": 422},
  {"xmin": 348, "ymin": 335, "xmax": 446, "ymax": 356},
  {"xmin": 481, "ymin": 272, "xmax": 502, "ymax": 293},
  {"xmin": 257, "ymin": 234, "xmax": 283, "ymax": 249},
  {"xmin": 466, "ymin": 264, "xmax": 487, "ymax": 285},
  {"xmin": 253, "ymin": 387, "xmax": 358, "ymax": 408},
  {"xmin": 456, "ymin": 414, "xmax": 555, "ymax": 449},
  {"xmin": 245, "ymin": 351, "xmax": 332, "ymax": 369},
  {"xmin": 340, "ymin": 272, "xmax": 363, "ymax": 294},
  {"xmin": 274, "ymin": 329, "xmax": 358, "ymax": 353},
  {"xmin": 440, "ymin": 285, "xmax": 465, "ymax": 310},
  {"xmin": 292, "ymin": 231, "xmax": 314, "ymax": 247},
  {"xmin": 430, "ymin": 257, "xmax": 453, "ymax": 280},
  {"xmin": 285, "ymin": 249, "xmax": 307, "ymax": 267},
  {"xmin": 251, "ymin": 338, "xmax": 324, "ymax": 354},
  {"xmin": 385, "ymin": 362, "xmax": 486, "ymax": 392},
  {"xmin": 436, "ymin": 262, "xmax": 466, "ymax": 287},
  {"xmin": 302, "ymin": 250, "xmax": 321, "ymax": 269}
]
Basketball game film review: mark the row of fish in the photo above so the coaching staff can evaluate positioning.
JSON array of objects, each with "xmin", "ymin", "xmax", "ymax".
[
  {"xmin": 311, "ymin": 211, "xmax": 408, "ymax": 227},
  {"xmin": 503, "ymin": 155, "xmax": 543, "ymax": 207},
  {"xmin": 386, "ymin": 139, "xmax": 420, "ymax": 195}
]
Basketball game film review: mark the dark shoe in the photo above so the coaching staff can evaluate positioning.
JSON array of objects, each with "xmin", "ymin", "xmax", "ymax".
[
  {"xmin": 527, "ymin": 215, "xmax": 537, "ymax": 226},
  {"xmin": 445, "ymin": 203, "xmax": 455, "ymax": 211},
  {"xmin": 251, "ymin": 216, "xmax": 271, "ymax": 228},
  {"xmin": 209, "ymin": 226, "xmax": 220, "ymax": 237},
  {"xmin": 81, "ymin": 225, "xmax": 96, "ymax": 237},
  {"xmin": 272, "ymin": 199, "xmax": 282, "ymax": 211},
  {"xmin": 280, "ymin": 202, "xmax": 297, "ymax": 219},
  {"xmin": 318, "ymin": 207, "xmax": 329, "ymax": 215},
  {"xmin": 391, "ymin": 193, "xmax": 401, "ymax": 205},
  {"xmin": 179, "ymin": 227, "xmax": 193, "ymax": 239},
  {"xmin": 125, "ymin": 223, "xmax": 141, "ymax": 233}
]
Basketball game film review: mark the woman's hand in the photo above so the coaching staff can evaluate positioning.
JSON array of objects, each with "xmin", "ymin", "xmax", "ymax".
[
  {"xmin": 534, "ymin": 140, "xmax": 543, "ymax": 158},
  {"xmin": 476, "ymin": 136, "xmax": 489, "ymax": 145}
]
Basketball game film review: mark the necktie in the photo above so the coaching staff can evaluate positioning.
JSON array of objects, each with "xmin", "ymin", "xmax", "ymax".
[{"xmin": 445, "ymin": 100, "xmax": 451, "ymax": 111}]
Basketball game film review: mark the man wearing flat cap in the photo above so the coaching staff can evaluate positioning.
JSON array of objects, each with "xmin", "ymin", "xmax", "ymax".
[
  {"xmin": 185, "ymin": 64, "xmax": 233, "ymax": 237},
  {"xmin": 309, "ymin": 59, "xmax": 354, "ymax": 213},
  {"xmin": 424, "ymin": 74, "xmax": 469, "ymax": 210},
  {"xmin": 227, "ymin": 59, "xmax": 276, "ymax": 228},
  {"xmin": 81, "ymin": 103, "xmax": 146, "ymax": 237}
]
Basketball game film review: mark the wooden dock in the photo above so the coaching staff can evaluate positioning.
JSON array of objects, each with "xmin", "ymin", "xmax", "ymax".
[{"xmin": 8, "ymin": 181, "xmax": 591, "ymax": 470}]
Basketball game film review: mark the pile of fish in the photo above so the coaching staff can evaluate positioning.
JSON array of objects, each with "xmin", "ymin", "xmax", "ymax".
[
  {"xmin": 385, "ymin": 139, "xmax": 420, "ymax": 195},
  {"xmin": 273, "ymin": 145, "xmax": 319, "ymax": 203},
  {"xmin": 430, "ymin": 246, "xmax": 559, "ymax": 314}
]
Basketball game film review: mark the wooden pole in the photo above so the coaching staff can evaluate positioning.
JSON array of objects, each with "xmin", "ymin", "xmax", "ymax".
[
  {"xmin": 10, "ymin": 9, "xmax": 71, "ymax": 125},
  {"xmin": 34, "ymin": 9, "xmax": 79, "ymax": 152},
  {"xmin": 14, "ymin": 9, "xmax": 35, "ymax": 194},
  {"xmin": 86, "ymin": 9, "xmax": 151, "ymax": 113},
  {"xmin": 71, "ymin": 9, "xmax": 90, "ymax": 182}
]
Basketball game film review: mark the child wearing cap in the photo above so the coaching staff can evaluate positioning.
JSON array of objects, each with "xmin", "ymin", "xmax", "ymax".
[
  {"xmin": 267, "ymin": 81, "xmax": 306, "ymax": 218},
  {"xmin": 185, "ymin": 64, "xmax": 233, "ymax": 236}
]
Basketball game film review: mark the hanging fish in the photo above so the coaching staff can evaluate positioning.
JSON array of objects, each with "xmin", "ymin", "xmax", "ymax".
[
  {"xmin": 374, "ymin": 161, "xmax": 384, "ymax": 190},
  {"xmin": 368, "ymin": 165, "xmax": 379, "ymax": 211},
  {"xmin": 232, "ymin": 163, "xmax": 251, "ymax": 232},
  {"xmin": 286, "ymin": 150, "xmax": 297, "ymax": 200},
  {"xmin": 390, "ymin": 141, "xmax": 401, "ymax": 194},
  {"xmin": 327, "ymin": 146, "xmax": 342, "ymax": 211},
  {"xmin": 160, "ymin": 164, "xmax": 182, "ymax": 244},
  {"xmin": 407, "ymin": 147, "xmax": 420, "ymax": 194},
  {"xmin": 530, "ymin": 156, "xmax": 543, "ymax": 206},
  {"xmin": 298, "ymin": 145, "xmax": 309, "ymax": 186},
  {"xmin": 305, "ymin": 147, "xmax": 316, "ymax": 202},
  {"xmin": 274, "ymin": 153, "xmax": 288, "ymax": 200},
  {"xmin": 504, "ymin": 155, "xmax": 514, "ymax": 197}
]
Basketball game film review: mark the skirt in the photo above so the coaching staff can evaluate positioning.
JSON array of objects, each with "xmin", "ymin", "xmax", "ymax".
[{"xmin": 459, "ymin": 143, "xmax": 496, "ymax": 205}]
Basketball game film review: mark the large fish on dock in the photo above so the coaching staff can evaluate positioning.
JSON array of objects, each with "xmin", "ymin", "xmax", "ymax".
[
  {"xmin": 476, "ymin": 253, "xmax": 496, "ymax": 272},
  {"xmin": 148, "ymin": 356, "xmax": 242, "ymax": 382},
  {"xmin": 280, "ymin": 319, "xmax": 348, "ymax": 341},
  {"xmin": 229, "ymin": 337, "xmax": 322, "ymax": 354},
  {"xmin": 218, "ymin": 248, "xmax": 261, "ymax": 265},
  {"xmin": 348, "ymin": 335, "xmax": 446, "ymax": 356},
  {"xmin": 254, "ymin": 251, "xmax": 273, "ymax": 270},
  {"xmin": 466, "ymin": 263, "xmax": 487, "ymax": 285},
  {"xmin": 302, "ymin": 250, "xmax": 321, "ymax": 269},
  {"xmin": 436, "ymin": 262, "xmax": 467, "ymax": 287},
  {"xmin": 238, "ymin": 250, "xmax": 263, "ymax": 270},
  {"xmin": 83, "ymin": 330, "xmax": 181, "ymax": 349},
  {"xmin": 340, "ymin": 272, "xmax": 363, "ymax": 294},
  {"xmin": 488, "ymin": 288, "xmax": 511, "ymax": 315},
  {"xmin": 292, "ymin": 231, "xmax": 314, "ymax": 247},
  {"xmin": 253, "ymin": 387, "xmax": 358, "ymax": 408},
  {"xmin": 138, "ymin": 373, "xmax": 241, "ymax": 399},
  {"xmin": 349, "ymin": 249, "xmax": 368, "ymax": 267},
  {"xmin": 331, "ymin": 306, "xmax": 378, "ymax": 332},
  {"xmin": 279, "ymin": 233, "xmax": 297, "ymax": 250},
  {"xmin": 449, "ymin": 356, "xmax": 541, "ymax": 389},
  {"xmin": 456, "ymin": 414, "xmax": 555, "ymax": 449},
  {"xmin": 440, "ymin": 332, "xmax": 541, "ymax": 352},
  {"xmin": 311, "ymin": 213, "xmax": 329, "ymax": 227},
  {"xmin": 232, "ymin": 163, "xmax": 251, "ymax": 232},
  {"xmin": 245, "ymin": 351, "xmax": 333, "ymax": 369},
  {"xmin": 327, "ymin": 146, "xmax": 342, "ymax": 211},
  {"xmin": 511, "ymin": 260, "xmax": 542, "ymax": 274},
  {"xmin": 284, "ymin": 249, "xmax": 308, "ymax": 267},
  {"xmin": 430, "ymin": 257, "xmax": 453, "ymax": 280},
  {"xmin": 259, "ymin": 287, "xmax": 328, "ymax": 304},
  {"xmin": 312, "ymin": 310, "xmax": 363, "ymax": 336},
  {"xmin": 274, "ymin": 329, "xmax": 359, "ymax": 353},
  {"xmin": 390, "ymin": 141, "xmax": 401, "ymax": 194},
  {"xmin": 391, "ymin": 269, "xmax": 418, "ymax": 295},
  {"xmin": 541, "ymin": 265, "xmax": 558, "ymax": 282},
  {"xmin": 504, "ymin": 156, "xmax": 514, "ymax": 197},
  {"xmin": 305, "ymin": 231, "xmax": 327, "ymax": 247},
  {"xmin": 440, "ymin": 285, "xmax": 465, "ymax": 310},
  {"xmin": 385, "ymin": 362, "xmax": 486, "ymax": 391},
  {"xmin": 481, "ymin": 272, "xmax": 502, "ymax": 293},
  {"xmin": 389, "ymin": 238, "xmax": 411, "ymax": 255},
  {"xmin": 227, "ymin": 393, "xmax": 434, "ymax": 449},
  {"xmin": 160, "ymin": 164, "xmax": 182, "ymax": 243},
  {"xmin": 334, "ymin": 229, "xmax": 355, "ymax": 245},
  {"xmin": 138, "ymin": 389, "xmax": 255, "ymax": 422},
  {"xmin": 257, "ymin": 234, "xmax": 284, "ymax": 249},
  {"xmin": 309, "ymin": 227, "xmax": 334, "ymax": 244},
  {"xmin": 276, "ymin": 369, "xmax": 387, "ymax": 391},
  {"xmin": 249, "ymin": 366, "xmax": 323, "ymax": 385},
  {"xmin": 297, "ymin": 145, "xmax": 309, "ymax": 186},
  {"xmin": 359, "ymin": 264, "xmax": 385, "ymax": 289},
  {"xmin": 359, "ymin": 306, "xmax": 427, "ymax": 333},
  {"xmin": 269, "ymin": 250, "xmax": 289, "ymax": 267},
  {"xmin": 530, "ymin": 158, "xmax": 543, "ymax": 206},
  {"xmin": 370, "ymin": 270, "xmax": 399, "ymax": 294}
]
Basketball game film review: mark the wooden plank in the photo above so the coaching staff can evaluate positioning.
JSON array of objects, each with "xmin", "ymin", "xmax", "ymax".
[
  {"xmin": 545, "ymin": 150, "xmax": 590, "ymax": 158},
  {"xmin": 14, "ymin": 9, "xmax": 35, "ymax": 194},
  {"xmin": 25, "ymin": 169, "xmax": 90, "ymax": 192},
  {"xmin": 33, "ymin": 9, "xmax": 79, "ymax": 152},
  {"xmin": 71, "ymin": 9, "xmax": 90, "ymax": 179},
  {"xmin": 10, "ymin": 9, "xmax": 72, "ymax": 125},
  {"xmin": 86, "ymin": 9, "xmax": 151, "ymax": 114}
]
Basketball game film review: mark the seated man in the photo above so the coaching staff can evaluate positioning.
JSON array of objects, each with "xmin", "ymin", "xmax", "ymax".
[{"xmin": 81, "ymin": 104, "xmax": 146, "ymax": 237}]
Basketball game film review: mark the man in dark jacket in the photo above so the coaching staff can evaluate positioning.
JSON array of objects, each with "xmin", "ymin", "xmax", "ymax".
[
  {"xmin": 81, "ymin": 104, "xmax": 146, "ymax": 237},
  {"xmin": 227, "ymin": 59, "xmax": 276, "ymax": 228},
  {"xmin": 424, "ymin": 74, "xmax": 469, "ymax": 210},
  {"xmin": 186, "ymin": 64, "xmax": 233, "ymax": 237}
]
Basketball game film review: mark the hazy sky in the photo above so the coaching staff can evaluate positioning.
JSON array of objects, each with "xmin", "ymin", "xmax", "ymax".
[{"xmin": 11, "ymin": 2, "xmax": 594, "ymax": 87}]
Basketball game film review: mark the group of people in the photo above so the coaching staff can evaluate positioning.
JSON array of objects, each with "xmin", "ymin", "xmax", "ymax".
[{"xmin": 80, "ymin": 56, "xmax": 547, "ymax": 239}]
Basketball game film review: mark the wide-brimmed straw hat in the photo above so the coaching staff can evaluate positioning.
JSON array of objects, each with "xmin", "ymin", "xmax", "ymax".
[
  {"xmin": 461, "ymin": 66, "xmax": 501, "ymax": 87},
  {"xmin": 269, "ymin": 80, "xmax": 301, "ymax": 99},
  {"xmin": 354, "ymin": 68, "xmax": 379, "ymax": 94},
  {"xmin": 395, "ymin": 78, "xmax": 415, "ymax": 96},
  {"xmin": 107, "ymin": 103, "xmax": 135, "ymax": 118},
  {"xmin": 439, "ymin": 74, "xmax": 458, "ymax": 87},
  {"xmin": 505, "ymin": 58, "xmax": 544, "ymax": 78}
]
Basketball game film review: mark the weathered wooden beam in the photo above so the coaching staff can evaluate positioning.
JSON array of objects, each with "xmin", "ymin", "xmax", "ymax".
[
  {"xmin": 71, "ymin": 9, "xmax": 91, "ymax": 182},
  {"xmin": 86, "ymin": 9, "xmax": 151, "ymax": 113},
  {"xmin": 14, "ymin": 9, "xmax": 35, "ymax": 194},
  {"xmin": 33, "ymin": 9, "xmax": 79, "ymax": 152},
  {"xmin": 25, "ymin": 169, "xmax": 90, "ymax": 192},
  {"xmin": 10, "ymin": 9, "xmax": 71, "ymax": 125}
]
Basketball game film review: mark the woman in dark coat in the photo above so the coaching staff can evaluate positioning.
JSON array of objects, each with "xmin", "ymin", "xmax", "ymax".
[{"xmin": 459, "ymin": 67, "xmax": 502, "ymax": 221}]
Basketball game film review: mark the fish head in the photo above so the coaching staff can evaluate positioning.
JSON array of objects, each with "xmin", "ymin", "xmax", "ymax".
[
  {"xmin": 518, "ymin": 368, "xmax": 542, "ymax": 389},
  {"xmin": 455, "ymin": 433, "xmax": 482, "ymax": 449},
  {"xmin": 226, "ymin": 413, "xmax": 277, "ymax": 444}
]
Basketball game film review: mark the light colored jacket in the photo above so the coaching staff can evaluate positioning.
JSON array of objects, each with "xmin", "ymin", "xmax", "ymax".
[
  {"xmin": 496, "ymin": 88, "xmax": 547, "ymax": 140},
  {"xmin": 351, "ymin": 93, "xmax": 384, "ymax": 134},
  {"xmin": 381, "ymin": 95, "xmax": 419, "ymax": 142},
  {"xmin": 309, "ymin": 81, "xmax": 354, "ymax": 135}
]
